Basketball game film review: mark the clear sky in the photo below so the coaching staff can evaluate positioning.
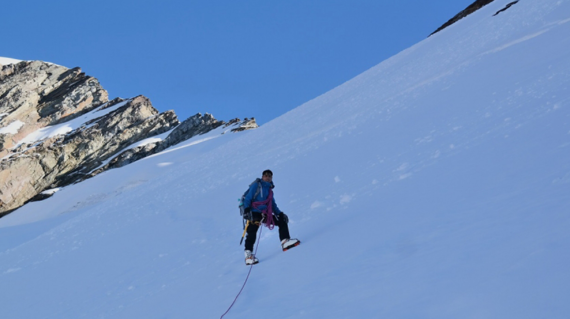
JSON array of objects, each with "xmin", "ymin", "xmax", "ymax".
[{"xmin": 1, "ymin": 0, "xmax": 474, "ymax": 125}]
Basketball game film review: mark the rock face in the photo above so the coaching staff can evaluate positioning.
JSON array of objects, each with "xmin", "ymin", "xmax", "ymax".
[
  {"xmin": 87, "ymin": 113, "xmax": 257, "ymax": 178},
  {"xmin": 430, "ymin": 0, "xmax": 495, "ymax": 36},
  {"xmin": 0, "ymin": 61, "xmax": 258, "ymax": 216},
  {"xmin": 0, "ymin": 61, "xmax": 108, "ymax": 154}
]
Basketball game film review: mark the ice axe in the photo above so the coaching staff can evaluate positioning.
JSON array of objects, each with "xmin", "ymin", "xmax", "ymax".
[{"xmin": 240, "ymin": 220, "xmax": 250, "ymax": 245}]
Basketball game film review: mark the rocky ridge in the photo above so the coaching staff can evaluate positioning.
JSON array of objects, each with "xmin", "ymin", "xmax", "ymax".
[
  {"xmin": 430, "ymin": 0, "xmax": 495, "ymax": 36},
  {"xmin": 0, "ymin": 60, "xmax": 257, "ymax": 216},
  {"xmin": 429, "ymin": 0, "xmax": 520, "ymax": 36}
]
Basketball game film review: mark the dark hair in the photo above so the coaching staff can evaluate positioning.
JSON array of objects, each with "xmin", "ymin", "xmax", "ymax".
[{"xmin": 262, "ymin": 169, "xmax": 273, "ymax": 177}]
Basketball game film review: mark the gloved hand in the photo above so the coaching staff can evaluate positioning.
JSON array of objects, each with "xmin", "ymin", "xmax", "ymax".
[
  {"xmin": 243, "ymin": 207, "xmax": 252, "ymax": 221},
  {"xmin": 243, "ymin": 208, "xmax": 263, "ymax": 224}
]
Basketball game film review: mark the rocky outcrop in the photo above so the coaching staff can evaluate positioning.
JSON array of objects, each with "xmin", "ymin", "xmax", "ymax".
[
  {"xmin": 0, "ymin": 60, "xmax": 258, "ymax": 216},
  {"xmin": 492, "ymin": 1, "xmax": 519, "ymax": 17},
  {"xmin": 161, "ymin": 113, "xmax": 222, "ymax": 147},
  {"xmin": 0, "ymin": 61, "xmax": 108, "ymax": 154},
  {"xmin": 0, "ymin": 96, "xmax": 178, "ymax": 214},
  {"xmin": 430, "ymin": 0, "xmax": 495, "ymax": 36},
  {"xmin": 228, "ymin": 117, "xmax": 258, "ymax": 132},
  {"xmin": 87, "ymin": 115, "xmax": 257, "ymax": 178}
]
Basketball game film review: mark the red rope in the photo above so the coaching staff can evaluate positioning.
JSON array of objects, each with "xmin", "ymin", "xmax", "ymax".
[{"xmin": 220, "ymin": 225, "xmax": 263, "ymax": 318}]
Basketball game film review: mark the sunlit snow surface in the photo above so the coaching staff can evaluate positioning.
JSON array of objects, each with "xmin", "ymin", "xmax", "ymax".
[
  {"xmin": 0, "ymin": 120, "xmax": 24, "ymax": 134},
  {"xmin": 0, "ymin": 57, "xmax": 22, "ymax": 65},
  {"xmin": 1, "ymin": 1, "xmax": 570, "ymax": 318}
]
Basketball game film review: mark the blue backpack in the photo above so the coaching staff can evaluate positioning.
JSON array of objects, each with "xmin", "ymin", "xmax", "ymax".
[{"xmin": 238, "ymin": 178, "xmax": 262, "ymax": 217}]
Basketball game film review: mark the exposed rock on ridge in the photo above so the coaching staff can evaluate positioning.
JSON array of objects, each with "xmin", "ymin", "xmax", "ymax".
[
  {"xmin": 430, "ymin": 0, "xmax": 495, "ymax": 36},
  {"xmin": 86, "ymin": 113, "xmax": 257, "ymax": 179},
  {"xmin": 0, "ymin": 60, "xmax": 258, "ymax": 216},
  {"xmin": 0, "ymin": 61, "xmax": 108, "ymax": 154}
]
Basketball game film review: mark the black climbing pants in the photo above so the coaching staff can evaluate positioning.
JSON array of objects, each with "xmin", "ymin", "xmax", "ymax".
[{"xmin": 244, "ymin": 213, "xmax": 290, "ymax": 252}]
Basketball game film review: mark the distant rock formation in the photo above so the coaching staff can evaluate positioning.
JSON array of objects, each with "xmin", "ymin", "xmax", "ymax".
[
  {"xmin": 0, "ymin": 60, "xmax": 258, "ymax": 216},
  {"xmin": 0, "ymin": 61, "xmax": 108, "ymax": 154},
  {"xmin": 493, "ymin": 1, "xmax": 519, "ymax": 17},
  {"xmin": 86, "ymin": 113, "xmax": 257, "ymax": 178},
  {"xmin": 430, "ymin": 0, "xmax": 495, "ymax": 36}
]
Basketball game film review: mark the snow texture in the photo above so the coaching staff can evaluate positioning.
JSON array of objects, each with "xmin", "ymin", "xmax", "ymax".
[
  {"xmin": 40, "ymin": 188, "xmax": 61, "ymax": 196},
  {"xmin": 0, "ymin": 120, "xmax": 25, "ymax": 134},
  {"xmin": 0, "ymin": 57, "xmax": 22, "ymax": 65},
  {"xmin": 1, "ymin": 1, "xmax": 570, "ymax": 318}
]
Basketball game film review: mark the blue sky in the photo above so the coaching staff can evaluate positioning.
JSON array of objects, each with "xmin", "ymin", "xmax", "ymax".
[{"xmin": 2, "ymin": 0, "xmax": 473, "ymax": 124}]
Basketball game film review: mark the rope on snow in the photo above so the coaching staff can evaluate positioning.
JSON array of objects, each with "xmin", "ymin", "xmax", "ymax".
[{"xmin": 220, "ymin": 225, "xmax": 263, "ymax": 318}]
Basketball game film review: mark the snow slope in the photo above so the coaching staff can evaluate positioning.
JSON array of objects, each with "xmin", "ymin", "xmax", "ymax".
[
  {"xmin": 0, "ymin": 57, "xmax": 22, "ymax": 65},
  {"xmin": 1, "ymin": 0, "xmax": 570, "ymax": 318}
]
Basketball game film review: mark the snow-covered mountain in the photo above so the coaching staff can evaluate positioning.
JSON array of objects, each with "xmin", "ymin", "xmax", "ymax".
[
  {"xmin": 0, "ymin": 61, "xmax": 257, "ymax": 215},
  {"xmin": 1, "ymin": 0, "xmax": 570, "ymax": 318}
]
